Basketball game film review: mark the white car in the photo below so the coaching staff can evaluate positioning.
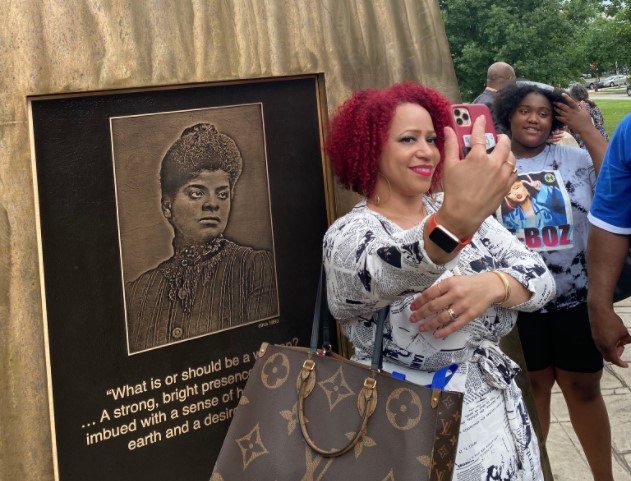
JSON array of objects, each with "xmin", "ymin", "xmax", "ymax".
[{"xmin": 598, "ymin": 75, "xmax": 628, "ymax": 88}]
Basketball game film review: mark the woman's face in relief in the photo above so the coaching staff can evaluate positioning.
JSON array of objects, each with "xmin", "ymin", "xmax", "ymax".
[
  {"xmin": 377, "ymin": 102, "xmax": 440, "ymax": 198},
  {"xmin": 163, "ymin": 169, "xmax": 232, "ymax": 243}
]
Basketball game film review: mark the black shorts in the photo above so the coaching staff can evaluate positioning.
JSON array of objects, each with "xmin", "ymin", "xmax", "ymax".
[{"xmin": 516, "ymin": 303, "xmax": 603, "ymax": 373}]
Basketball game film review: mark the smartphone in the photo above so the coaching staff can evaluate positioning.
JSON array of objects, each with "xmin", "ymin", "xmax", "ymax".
[{"xmin": 450, "ymin": 104, "xmax": 497, "ymax": 159}]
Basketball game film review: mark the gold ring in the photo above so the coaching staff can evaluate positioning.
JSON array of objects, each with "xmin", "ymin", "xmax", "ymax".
[
  {"xmin": 447, "ymin": 307, "xmax": 458, "ymax": 322},
  {"xmin": 472, "ymin": 141, "xmax": 486, "ymax": 147},
  {"xmin": 505, "ymin": 159, "xmax": 518, "ymax": 174}
]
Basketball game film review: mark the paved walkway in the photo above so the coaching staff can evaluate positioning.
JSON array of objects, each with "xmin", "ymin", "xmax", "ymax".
[{"xmin": 546, "ymin": 297, "xmax": 631, "ymax": 480}]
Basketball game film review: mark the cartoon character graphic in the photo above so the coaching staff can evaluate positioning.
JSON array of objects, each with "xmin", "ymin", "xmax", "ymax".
[{"xmin": 501, "ymin": 174, "xmax": 567, "ymax": 231}]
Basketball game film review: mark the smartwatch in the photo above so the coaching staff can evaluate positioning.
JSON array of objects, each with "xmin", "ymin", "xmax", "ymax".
[{"xmin": 427, "ymin": 214, "xmax": 472, "ymax": 254}]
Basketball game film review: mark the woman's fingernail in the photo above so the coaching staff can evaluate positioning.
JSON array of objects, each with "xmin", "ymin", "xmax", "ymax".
[{"xmin": 409, "ymin": 315, "xmax": 416, "ymax": 323}]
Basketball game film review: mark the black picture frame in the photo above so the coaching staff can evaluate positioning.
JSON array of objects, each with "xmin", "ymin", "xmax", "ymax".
[{"xmin": 29, "ymin": 75, "xmax": 332, "ymax": 481}]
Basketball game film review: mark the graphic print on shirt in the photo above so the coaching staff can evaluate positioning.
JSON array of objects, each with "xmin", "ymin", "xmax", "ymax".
[{"xmin": 496, "ymin": 170, "xmax": 573, "ymax": 251}]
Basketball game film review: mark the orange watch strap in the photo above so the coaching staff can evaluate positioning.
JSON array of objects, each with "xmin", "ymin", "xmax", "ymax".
[{"xmin": 428, "ymin": 213, "xmax": 473, "ymax": 248}]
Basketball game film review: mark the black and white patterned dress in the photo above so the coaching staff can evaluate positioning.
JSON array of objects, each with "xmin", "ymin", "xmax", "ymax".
[{"xmin": 324, "ymin": 193, "xmax": 555, "ymax": 481}]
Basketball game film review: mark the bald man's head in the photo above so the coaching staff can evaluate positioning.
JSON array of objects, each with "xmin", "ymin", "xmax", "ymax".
[{"xmin": 486, "ymin": 62, "xmax": 516, "ymax": 91}]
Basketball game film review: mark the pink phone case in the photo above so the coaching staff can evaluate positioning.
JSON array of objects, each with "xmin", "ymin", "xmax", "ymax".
[{"xmin": 450, "ymin": 104, "xmax": 497, "ymax": 159}]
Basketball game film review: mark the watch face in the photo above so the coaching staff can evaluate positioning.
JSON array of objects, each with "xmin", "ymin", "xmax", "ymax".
[{"xmin": 429, "ymin": 225, "xmax": 460, "ymax": 253}]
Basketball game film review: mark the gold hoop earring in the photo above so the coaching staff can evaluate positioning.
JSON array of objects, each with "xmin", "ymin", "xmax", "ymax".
[{"xmin": 374, "ymin": 194, "xmax": 381, "ymax": 206}]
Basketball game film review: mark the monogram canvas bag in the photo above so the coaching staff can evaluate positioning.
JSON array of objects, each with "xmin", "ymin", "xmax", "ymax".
[{"xmin": 210, "ymin": 269, "xmax": 464, "ymax": 481}]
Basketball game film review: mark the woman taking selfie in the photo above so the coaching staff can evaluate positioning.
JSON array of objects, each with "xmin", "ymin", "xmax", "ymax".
[
  {"xmin": 494, "ymin": 82, "xmax": 612, "ymax": 481},
  {"xmin": 324, "ymin": 82, "xmax": 555, "ymax": 480}
]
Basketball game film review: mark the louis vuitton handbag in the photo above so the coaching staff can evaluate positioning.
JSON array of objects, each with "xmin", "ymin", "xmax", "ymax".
[{"xmin": 210, "ymin": 267, "xmax": 464, "ymax": 481}]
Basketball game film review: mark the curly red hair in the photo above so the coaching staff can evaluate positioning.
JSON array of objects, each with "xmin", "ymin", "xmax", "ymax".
[{"xmin": 326, "ymin": 81, "xmax": 452, "ymax": 196}]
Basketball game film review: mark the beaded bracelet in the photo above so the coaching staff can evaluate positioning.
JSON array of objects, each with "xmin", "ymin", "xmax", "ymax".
[{"xmin": 491, "ymin": 270, "xmax": 511, "ymax": 306}]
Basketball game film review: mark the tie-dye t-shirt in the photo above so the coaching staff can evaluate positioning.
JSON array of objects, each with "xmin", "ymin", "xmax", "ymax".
[{"xmin": 497, "ymin": 143, "xmax": 595, "ymax": 312}]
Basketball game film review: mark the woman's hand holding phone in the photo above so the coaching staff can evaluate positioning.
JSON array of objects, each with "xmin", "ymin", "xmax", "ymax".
[
  {"xmin": 450, "ymin": 104, "xmax": 498, "ymax": 159},
  {"xmin": 438, "ymin": 114, "xmax": 517, "ymax": 241}
]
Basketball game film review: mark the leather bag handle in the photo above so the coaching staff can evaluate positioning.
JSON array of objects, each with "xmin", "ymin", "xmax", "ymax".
[
  {"xmin": 296, "ymin": 359, "xmax": 378, "ymax": 457},
  {"xmin": 298, "ymin": 263, "xmax": 390, "ymax": 456}
]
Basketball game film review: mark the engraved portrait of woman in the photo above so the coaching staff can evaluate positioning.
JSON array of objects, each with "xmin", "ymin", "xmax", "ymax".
[{"xmin": 112, "ymin": 107, "xmax": 279, "ymax": 354}]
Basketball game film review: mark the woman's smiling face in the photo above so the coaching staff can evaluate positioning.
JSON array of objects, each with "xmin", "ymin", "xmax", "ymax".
[
  {"xmin": 376, "ymin": 102, "xmax": 440, "ymax": 199},
  {"xmin": 509, "ymin": 92, "xmax": 553, "ymax": 150},
  {"xmin": 163, "ymin": 169, "xmax": 231, "ymax": 243}
]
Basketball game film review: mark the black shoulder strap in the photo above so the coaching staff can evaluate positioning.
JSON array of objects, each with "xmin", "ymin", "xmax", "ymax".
[
  {"xmin": 370, "ymin": 306, "xmax": 390, "ymax": 371},
  {"xmin": 310, "ymin": 263, "xmax": 332, "ymax": 352},
  {"xmin": 312, "ymin": 262, "xmax": 389, "ymax": 369}
]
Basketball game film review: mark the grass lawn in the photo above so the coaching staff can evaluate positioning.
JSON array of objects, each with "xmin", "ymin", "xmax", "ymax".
[{"xmin": 592, "ymin": 99, "xmax": 631, "ymax": 137}]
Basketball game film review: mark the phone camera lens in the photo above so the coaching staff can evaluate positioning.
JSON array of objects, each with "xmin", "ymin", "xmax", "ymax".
[
  {"xmin": 454, "ymin": 109, "xmax": 461, "ymax": 116},
  {"xmin": 463, "ymin": 113, "xmax": 470, "ymax": 121},
  {"xmin": 456, "ymin": 118, "xmax": 463, "ymax": 125}
]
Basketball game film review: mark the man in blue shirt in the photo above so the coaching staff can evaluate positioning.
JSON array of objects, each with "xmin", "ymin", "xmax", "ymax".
[{"xmin": 587, "ymin": 113, "xmax": 631, "ymax": 368}]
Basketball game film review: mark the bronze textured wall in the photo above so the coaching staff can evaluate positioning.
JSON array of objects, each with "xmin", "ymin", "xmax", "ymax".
[{"xmin": 0, "ymin": 1, "xmax": 461, "ymax": 480}]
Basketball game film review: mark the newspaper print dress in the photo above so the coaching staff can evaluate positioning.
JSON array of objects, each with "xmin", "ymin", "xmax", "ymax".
[{"xmin": 323, "ymin": 194, "xmax": 555, "ymax": 481}]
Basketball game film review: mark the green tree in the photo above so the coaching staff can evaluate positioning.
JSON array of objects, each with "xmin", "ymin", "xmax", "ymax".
[
  {"xmin": 609, "ymin": 4, "xmax": 631, "ymax": 69},
  {"xmin": 575, "ymin": 2, "xmax": 631, "ymax": 77},
  {"xmin": 440, "ymin": 0, "xmax": 603, "ymax": 100},
  {"xmin": 600, "ymin": 0, "xmax": 628, "ymax": 16}
]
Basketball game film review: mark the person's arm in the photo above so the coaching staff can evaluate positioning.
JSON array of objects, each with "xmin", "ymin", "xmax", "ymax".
[
  {"xmin": 323, "ymin": 212, "xmax": 447, "ymax": 322},
  {"xmin": 554, "ymin": 93, "xmax": 607, "ymax": 174},
  {"xmin": 587, "ymin": 225, "xmax": 631, "ymax": 367},
  {"xmin": 410, "ymin": 217, "xmax": 556, "ymax": 337},
  {"xmin": 408, "ymin": 270, "xmax": 532, "ymax": 338}
]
